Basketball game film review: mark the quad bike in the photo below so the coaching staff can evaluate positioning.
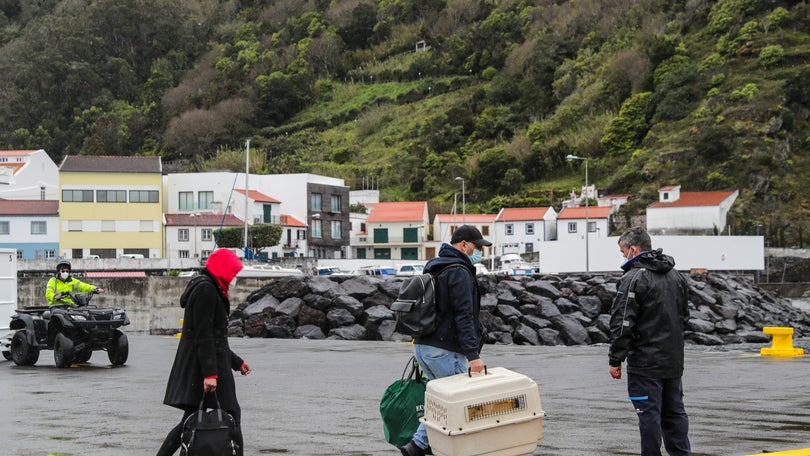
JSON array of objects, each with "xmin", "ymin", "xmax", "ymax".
[{"xmin": 1, "ymin": 290, "xmax": 130, "ymax": 368}]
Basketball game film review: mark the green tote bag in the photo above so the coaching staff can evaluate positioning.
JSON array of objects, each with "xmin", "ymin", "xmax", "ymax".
[{"xmin": 380, "ymin": 356, "xmax": 427, "ymax": 447}]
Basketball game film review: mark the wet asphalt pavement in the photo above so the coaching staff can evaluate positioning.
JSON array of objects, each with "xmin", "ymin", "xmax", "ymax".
[{"xmin": 1, "ymin": 334, "xmax": 809, "ymax": 456}]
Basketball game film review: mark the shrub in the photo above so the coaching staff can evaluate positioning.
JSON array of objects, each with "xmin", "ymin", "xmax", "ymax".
[{"xmin": 758, "ymin": 45, "xmax": 784, "ymax": 68}]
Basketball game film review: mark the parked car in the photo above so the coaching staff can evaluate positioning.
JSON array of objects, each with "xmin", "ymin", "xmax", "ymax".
[{"xmin": 395, "ymin": 264, "xmax": 425, "ymax": 276}]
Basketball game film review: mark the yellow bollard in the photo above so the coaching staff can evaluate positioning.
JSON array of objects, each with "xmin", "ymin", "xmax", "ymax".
[
  {"xmin": 760, "ymin": 326, "xmax": 804, "ymax": 357},
  {"xmin": 175, "ymin": 318, "xmax": 183, "ymax": 338}
]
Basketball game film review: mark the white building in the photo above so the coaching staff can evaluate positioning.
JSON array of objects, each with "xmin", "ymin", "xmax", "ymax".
[
  {"xmin": 493, "ymin": 207, "xmax": 558, "ymax": 256},
  {"xmin": 354, "ymin": 201, "xmax": 429, "ymax": 260},
  {"xmin": 0, "ymin": 200, "xmax": 60, "ymax": 260},
  {"xmin": 0, "ymin": 149, "xmax": 59, "ymax": 200},
  {"xmin": 164, "ymin": 213, "xmax": 243, "ymax": 261},
  {"xmin": 431, "ymin": 213, "xmax": 497, "ymax": 260},
  {"xmin": 556, "ymin": 206, "xmax": 612, "ymax": 242},
  {"xmin": 646, "ymin": 185, "xmax": 739, "ymax": 235},
  {"xmin": 162, "ymin": 172, "xmax": 350, "ymax": 259}
]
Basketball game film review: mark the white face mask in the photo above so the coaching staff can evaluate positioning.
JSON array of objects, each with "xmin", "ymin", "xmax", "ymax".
[{"xmin": 59, "ymin": 272, "xmax": 70, "ymax": 281}]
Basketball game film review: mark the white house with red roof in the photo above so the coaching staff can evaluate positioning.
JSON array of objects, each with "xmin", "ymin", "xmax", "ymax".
[
  {"xmin": 0, "ymin": 200, "xmax": 60, "ymax": 259},
  {"xmin": 556, "ymin": 206, "xmax": 613, "ymax": 242},
  {"xmin": 646, "ymin": 185, "xmax": 739, "ymax": 235},
  {"xmin": 0, "ymin": 149, "xmax": 59, "ymax": 200},
  {"xmin": 164, "ymin": 213, "xmax": 244, "ymax": 260},
  {"xmin": 354, "ymin": 201, "xmax": 429, "ymax": 260},
  {"xmin": 493, "ymin": 207, "xmax": 558, "ymax": 256},
  {"xmin": 431, "ymin": 213, "xmax": 497, "ymax": 260}
]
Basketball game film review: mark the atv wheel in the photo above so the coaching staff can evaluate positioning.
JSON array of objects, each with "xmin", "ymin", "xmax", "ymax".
[
  {"xmin": 54, "ymin": 333, "xmax": 75, "ymax": 368},
  {"xmin": 74, "ymin": 348, "xmax": 92, "ymax": 364},
  {"xmin": 11, "ymin": 331, "xmax": 39, "ymax": 366},
  {"xmin": 108, "ymin": 330, "xmax": 128, "ymax": 366}
]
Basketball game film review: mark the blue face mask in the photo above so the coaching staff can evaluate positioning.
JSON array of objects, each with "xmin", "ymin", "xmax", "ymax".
[{"xmin": 468, "ymin": 249, "xmax": 483, "ymax": 264}]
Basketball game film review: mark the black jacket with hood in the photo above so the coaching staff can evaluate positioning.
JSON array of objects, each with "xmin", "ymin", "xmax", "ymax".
[
  {"xmin": 414, "ymin": 243, "xmax": 482, "ymax": 361},
  {"xmin": 163, "ymin": 256, "xmax": 244, "ymax": 415},
  {"xmin": 608, "ymin": 248, "xmax": 689, "ymax": 379}
]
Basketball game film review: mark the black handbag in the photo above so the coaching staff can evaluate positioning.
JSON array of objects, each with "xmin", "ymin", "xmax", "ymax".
[{"xmin": 180, "ymin": 391, "xmax": 239, "ymax": 456}]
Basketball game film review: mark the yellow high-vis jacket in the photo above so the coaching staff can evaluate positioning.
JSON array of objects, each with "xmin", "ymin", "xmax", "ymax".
[{"xmin": 46, "ymin": 276, "xmax": 97, "ymax": 306}]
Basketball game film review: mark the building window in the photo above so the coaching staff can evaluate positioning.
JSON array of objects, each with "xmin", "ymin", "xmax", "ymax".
[
  {"xmin": 374, "ymin": 248, "xmax": 391, "ymax": 259},
  {"xmin": 525, "ymin": 243, "xmax": 534, "ymax": 253},
  {"xmin": 62, "ymin": 189, "xmax": 94, "ymax": 202},
  {"xmin": 505, "ymin": 224, "xmax": 514, "ymax": 235},
  {"xmin": 130, "ymin": 190, "xmax": 159, "ymax": 203},
  {"xmin": 481, "ymin": 225, "xmax": 490, "ymax": 236},
  {"xmin": 102, "ymin": 220, "xmax": 116, "ymax": 232},
  {"xmin": 331, "ymin": 194, "xmax": 341, "ymax": 213},
  {"xmin": 201, "ymin": 250, "xmax": 212, "ymax": 259},
  {"xmin": 179, "ymin": 229, "xmax": 189, "ymax": 241},
  {"xmin": 31, "ymin": 221, "xmax": 47, "ymax": 235},
  {"xmin": 45, "ymin": 249, "xmax": 56, "ymax": 259},
  {"xmin": 312, "ymin": 219, "xmax": 322, "ymax": 238},
  {"xmin": 568, "ymin": 222, "xmax": 577, "ymax": 233},
  {"xmin": 0, "ymin": 221, "xmax": 8, "ymax": 235},
  {"xmin": 68, "ymin": 220, "xmax": 83, "ymax": 232},
  {"xmin": 178, "ymin": 250, "xmax": 190, "ymax": 259},
  {"xmin": 40, "ymin": 186, "xmax": 46, "ymax": 200},
  {"xmin": 97, "ymin": 190, "xmax": 127, "ymax": 202},
  {"xmin": 373, "ymin": 228, "xmax": 389, "ymax": 243},
  {"xmin": 201, "ymin": 228, "xmax": 212, "ymax": 241},
  {"xmin": 179, "ymin": 192, "xmax": 194, "ymax": 210},
  {"xmin": 331, "ymin": 220, "xmax": 341, "ymax": 239},
  {"xmin": 16, "ymin": 250, "xmax": 22, "ymax": 260},
  {"xmin": 588, "ymin": 221, "xmax": 597, "ymax": 232},
  {"xmin": 198, "ymin": 191, "xmax": 214, "ymax": 210},
  {"xmin": 526, "ymin": 223, "xmax": 534, "ymax": 235},
  {"xmin": 311, "ymin": 193, "xmax": 322, "ymax": 212},
  {"xmin": 403, "ymin": 227, "xmax": 418, "ymax": 243}
]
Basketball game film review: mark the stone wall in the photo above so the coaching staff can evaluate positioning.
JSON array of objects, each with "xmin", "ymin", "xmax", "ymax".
[{"xmin": 225, "ymin": 272, "xmax": 810, "ymax": 346}]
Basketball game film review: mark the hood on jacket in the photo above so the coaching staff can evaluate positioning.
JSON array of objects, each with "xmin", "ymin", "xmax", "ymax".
[
  {"xmin": 425, "ymin": 243, "xmax": 474, "ymax": 273},
  {"xmin": 621, "ymin": 248, "xmax": 676, "ymax": 273},
  {"xmin": 205, "ymin": 248, "xmax": 244, "ymax": 296}
]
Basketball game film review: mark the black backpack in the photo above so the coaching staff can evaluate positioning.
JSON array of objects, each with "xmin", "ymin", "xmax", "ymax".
[{"xmin": 390, "ymin": 264, "xmax": 468, "ymax": 336}]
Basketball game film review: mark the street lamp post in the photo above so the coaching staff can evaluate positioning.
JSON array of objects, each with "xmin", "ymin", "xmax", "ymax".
[
  {"xmin": 455, "ymin": 177, "xmax": 465, "ymax": 223},
  {"xmin": 566, "ymin": 154, "xmax": 589, "ymax": 273}
]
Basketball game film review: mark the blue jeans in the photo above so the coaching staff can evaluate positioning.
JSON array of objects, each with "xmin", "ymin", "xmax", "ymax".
[
  {"xmin": 411, "ymin": 344, "xmax": 469, "ymax": 450},
  {"xmin": 627, "ymin": 373, "xmax": 690, "ymax": 456}
]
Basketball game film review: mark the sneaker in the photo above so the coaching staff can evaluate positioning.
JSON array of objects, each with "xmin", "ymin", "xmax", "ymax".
[{"xmin": 399, "ymin": 440, "xmax": 426, "ymax": 456}]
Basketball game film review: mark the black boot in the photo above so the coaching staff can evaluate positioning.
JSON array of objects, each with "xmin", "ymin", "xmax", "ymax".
[{"xmin": 399, "ymin": 440, "xmax": 426, "ymax": 456}]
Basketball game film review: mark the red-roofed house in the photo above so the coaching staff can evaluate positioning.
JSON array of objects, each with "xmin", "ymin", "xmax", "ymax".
[
  {"xmin": 492, "ymin": 207, "xmax": 558, "ymax": 256},
  {"xmin": 432, "ymin": 213, "xmax": 497, "ymax": 259},
  {"xmin": 0, "ymin": 200, "xmax": 59, "ymax": 259},
  {"xmin": 354, "ymin": 201, "xmax": 429, "ymax": 260},
  {"xmin": 164, "ymin": 213, "xmax": 244, "ymax": 260},
  {"xmin": 646, "ymin": 185, "xmax": 739, "ymax": 235},
  {"xmin": 0, "ymin": 150, "xmax": 59, "ymax": 200},
  {"xmin": 279, "ymin": 214, "xmax": 308, "ymax": 257},
  {"xmin": 235, "ymin": 188, "xmax": 281, "ymax": 225},
  {"xmin": 556, "ymin": 206, "xmax": 613, "ymax": 242}
]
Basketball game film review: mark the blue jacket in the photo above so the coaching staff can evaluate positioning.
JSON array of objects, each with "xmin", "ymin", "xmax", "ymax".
[{"xmin": 415, "ymin": 243, "xmax": 482, "ymax": 361}]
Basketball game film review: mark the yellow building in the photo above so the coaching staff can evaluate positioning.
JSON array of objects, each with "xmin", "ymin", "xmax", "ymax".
[{"xmin": 59, "ymin": 156, "xmax": 163, "ymax": 259}]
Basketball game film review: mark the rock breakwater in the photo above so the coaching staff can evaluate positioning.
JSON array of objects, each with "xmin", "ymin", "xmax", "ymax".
[{"xmin": 228, "ymin": 272, "xmax": 810, "ymax": 346}]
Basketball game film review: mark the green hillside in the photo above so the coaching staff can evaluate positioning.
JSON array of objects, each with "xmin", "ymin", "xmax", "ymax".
[{"xmin": 0, "ymin": 0, "xmax": 808, "ymax": 245}]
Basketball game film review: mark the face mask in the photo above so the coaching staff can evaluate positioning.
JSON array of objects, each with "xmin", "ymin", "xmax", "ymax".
[
  {"xmin": 468, "ymin": 249, "xmax": 483, "ymax": 264},
  {"xmin": 59, "ymin": 272, "xmax": 70, "ymax": 281},
  {"xmin": 229, "ymin": 277, "xmax": 238, "ymax": 289}
]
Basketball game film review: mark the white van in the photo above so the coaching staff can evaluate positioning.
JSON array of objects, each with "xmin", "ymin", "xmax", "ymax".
[{"xmin": 119, "ymin": 254, "xmax": 145, "ymax": 259}]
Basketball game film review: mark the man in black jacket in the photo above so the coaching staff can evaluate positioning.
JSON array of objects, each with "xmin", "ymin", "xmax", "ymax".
[
  {"xmin": 609, "ymin": 227, "xmax": 691, "ymax": 456},
  {"xmin": 400, "ymin": 225, "xmax": 491, "ymax": 456}
]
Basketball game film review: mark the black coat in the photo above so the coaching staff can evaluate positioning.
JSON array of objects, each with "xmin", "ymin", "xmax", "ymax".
[
  {"xmin": 415, "ymin": 243, "xmax": 482, "ymax": 361},
  {"xmin": 608, "ymin": 248, "xmax": 689, "ymax": 379},
  {"xmin": 163, "ymin": 271, "xmax": 244, "ymax": 416}
]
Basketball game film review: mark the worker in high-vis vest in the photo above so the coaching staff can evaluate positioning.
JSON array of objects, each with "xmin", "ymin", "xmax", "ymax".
[{"xmin": 46, "ymin": 259, "xmax": 105, "ymax": 306}]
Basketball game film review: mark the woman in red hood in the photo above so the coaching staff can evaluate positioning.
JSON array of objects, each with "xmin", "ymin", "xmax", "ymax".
[{"xmin": 157, "ymin": 248, "xmax": 252, "ymax": 456}]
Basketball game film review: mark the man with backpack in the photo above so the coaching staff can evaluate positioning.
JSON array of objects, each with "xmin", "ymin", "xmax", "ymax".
[{"xmin": 399, "ymin": 225, "xmax": 491, "ymax": 456}]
